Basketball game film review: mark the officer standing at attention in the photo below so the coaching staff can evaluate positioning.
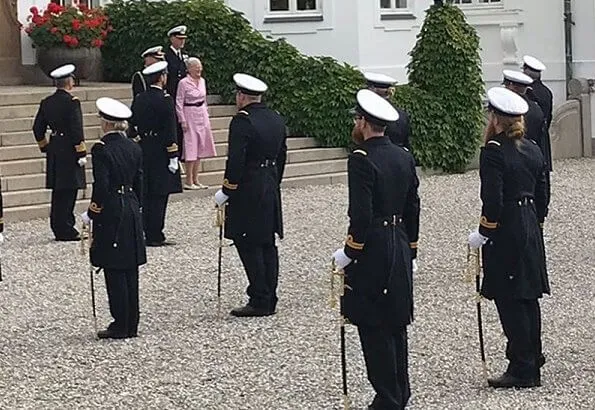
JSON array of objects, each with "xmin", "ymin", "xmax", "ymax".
[
  {"xmin": 214, "ymin": 73, "xmax": 287, "ymax": 317},
  {"xmin": 332, "ymin": 89, "xmax": 420, "ymax": 409},
  {"xmin": 364, "ymin": 72, "xmax": 412, "ymax": 150},
  {"xmin": 81, "ymin": 97, "xmax": 146, "ymax": 339},
  {"xmin": 164, "ymin": 25, "xmax": 188, "ymax": 161},
  {"xmin": 131, "ymin": 46, "xmax": 165, "ymax": 99},
  {"xmin": 523, "ymin": 55, "xmax": 554, "ymax": 195},
  {"xmin": 33, "ymin": 64, "xmax": 87, "ymax": 241},
  {"xmin": 131, "ymin": 61, "xmax": 182, "ymax": 247},
  {"xmin": 468, "ymin": 87, "xmax": 549, "ymax": 388}
]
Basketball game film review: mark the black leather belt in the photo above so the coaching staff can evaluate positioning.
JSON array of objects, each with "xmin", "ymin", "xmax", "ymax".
[
  {"xmin": 50, "ymin": 131, "xmax": 65, "ymax": 137},
  {"xmin": 372, "ymin": 215, "xmax": 403, "ymax": 228},
  {"xmin": 183, "ymin": 101, "xmax": 204, "ymax": 107},
  {"xmin": 112, "ymin": 185, "xmax": 134, "ymax": 195},
  {"xmin": 141, "ymin": 131, "xmax": 157, "ymax": 138},
  {"xmin": 506, "ymin": 197, "xmax": 534, "ymax": 207}
]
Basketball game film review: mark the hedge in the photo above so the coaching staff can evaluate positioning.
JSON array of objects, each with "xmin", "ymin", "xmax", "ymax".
[{"xmin": 102, "ymin": 0, "xmax": 483, "ymax": 172}]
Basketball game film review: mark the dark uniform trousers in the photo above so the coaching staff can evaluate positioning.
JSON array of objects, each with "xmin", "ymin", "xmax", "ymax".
[
  {"xmin": 104, "ymin": 267, "xmax": 140, "ymax": 335},
  {"xmin": 494, "ymin": 297, "xmax": 544, "ymax": 380},
  {"xmin": 235, "ymin": 236, "xmax": 279, "ymax": 311},
  {"xmin": 50, "ymin": 189, "xmax": 78, "ymax": 239},
  {"xmin": 358, "ymin": 326, "xmax": 410, "ymax": 410},
  {"xmin": 143, "ymin": 194, "xmax": 169, "ymax": 243}
]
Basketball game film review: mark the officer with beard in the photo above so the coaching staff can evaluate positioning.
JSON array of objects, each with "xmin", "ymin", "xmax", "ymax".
[{"xmin": 332, "ymin": 89, "xmax": 420, "ymax": 409}]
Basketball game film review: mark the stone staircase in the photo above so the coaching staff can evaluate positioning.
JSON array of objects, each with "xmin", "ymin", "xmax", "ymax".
[{"xmin": 0, "ymin": 83, "xmax": 347, "ymax": 222}]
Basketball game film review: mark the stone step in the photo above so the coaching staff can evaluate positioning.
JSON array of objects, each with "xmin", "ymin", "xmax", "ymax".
[
  {"xmin": 0, "ymin": 112, "xmax": 233, "ymax": 133},
  {"xmin": 0, "ymin": 100, "xmax": 236, "ymax": 120},
  {"xmin": 0, "ymin": 127, "xmax": 231, "ymax": 147},
  {"xmin": 1, "ymin": 146, "xmax": 344, "ymax": 192},
  {"xmin": 3, "ymin": 186, "xmax": 92, "ymax": 208},
  {"xmin": 3, "ymin": 171, "xmax": 348, "ymax": 222},
  {"xmin": 0, "ymin": 136, "xmax": 319, "ymax": 162}
]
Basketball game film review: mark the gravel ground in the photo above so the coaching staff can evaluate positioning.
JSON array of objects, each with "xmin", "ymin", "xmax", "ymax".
[{"xmin": 0, "ymin": 158, "xmax": 594, "ymax": 410}]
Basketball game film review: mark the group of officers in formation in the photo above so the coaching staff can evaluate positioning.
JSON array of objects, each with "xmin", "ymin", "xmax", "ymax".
[{"xmin": 20, "ymin": 20, "xmax": 554, "ymax": 407}]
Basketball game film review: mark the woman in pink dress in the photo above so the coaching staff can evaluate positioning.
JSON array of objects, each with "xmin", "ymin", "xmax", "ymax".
[{"xmin": 175, "ymin": 57, "xmax": 217, "ymax": 189}]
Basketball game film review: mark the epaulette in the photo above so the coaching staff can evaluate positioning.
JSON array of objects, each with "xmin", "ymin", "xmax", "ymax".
[
  {"xmin": 402, "ymin": 146, "xmax": 410, "ymax": 152},
  {"xmin": 71, "ymin": 96, "xmax": 79, "ymax": 101},
  {"xmin": 95, "ymin": 141, "xmax": 105, "ymax": 145},
  {"xmin": 529, "ymin": 139, "xmax": 537, "ymax": 144},
  {"xmin": 164, "ymin": 93, "xmax": 171, "ymax": 98},
  {"xmin": 352, "ymin": 149, "xmax": 367, "ymax": 156},
  {"xmin": 237, "ymin": 110, "xmax": 249, "ymax": 116},
  {"xmin": 487, "ymin": 140, "xmax": 501, "ymax": 147}
]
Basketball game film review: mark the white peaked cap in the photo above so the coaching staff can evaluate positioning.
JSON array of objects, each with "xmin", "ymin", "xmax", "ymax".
[
  {"xmin": 141, "ymin": 46, "xmax": 164, "ymax": 58},
  {"xmin": 142, "ymin": 60, "xmax": 168, "ymax": 76},
  {"xmin": 364, "ymin": 72, "xmax": 397, "ymax": 88},
  {"xmin": 503, "ymin": 70, "xmax": 533, "ymax": 85},
  {"xmin": 233, "ymin": 73, "xmax": 268, "ymax": 95},
  {"xmin": 487, "ymin": 87, "xmax": 529, "ymax": 116},
  {"xmin": 167, "ymin": 25, "xmax": 187, "ymax": 37},
  {"xmin": 523, "ymin": 55, "xmax": 546, "ymax": 72},
  {"xmin": 50, "ymin": 64, "xmax": 75, "ymax": 79},
  {"xmin": 355, "ymin": 89, "xmax": 399, "ymax": 124},
  {"xmin": 96, "ymin": 97, "xmax": 132, "ymax": 121}
]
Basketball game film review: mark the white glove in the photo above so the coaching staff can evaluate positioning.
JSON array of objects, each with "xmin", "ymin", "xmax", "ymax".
[
  {"xmin": 0, "ymin": 233, "xmax": 4, "ymax": 245},
  {"xmin": 168, "ymin": 157, "xmax": 179, "ymax": 174},
  {"xmin": 78, "ymin": 157, "xmax": 87, "ymax": 167},
  {"xmin": 332, "ymin": 248, "xmax": 352, "ymax": 270},
  {"xmin": 215, "ymin": 189, "xmax": 229, "ymax": 207},
  {"xmin": 412, "ymin": 259, "xmax": 418, "ymax": 274},
  {"xmin": 80, "ymin": 211, "xmax": 91, "ymax": 225},
  {"xmin": 468, "ymin": 230, "xmax": 488, "ymax": 249}
]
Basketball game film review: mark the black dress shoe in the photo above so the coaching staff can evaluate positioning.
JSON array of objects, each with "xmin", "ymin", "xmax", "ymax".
[
  {"xmin": 97, "ymin": 329, "xmax": 128, "ymax": 339},
  {"xmin": 146, "ymin": 240, "xmax": 176, "ymax": 247},
  {"xmin": 230, "ymin": 305, "xmax": 275, "ymax": 317},
  {"xmin": 55, "ymin": 235, "xmax": 81, "ymax": 242},
  {"xmin": 488, "ymin": 372, "xmax": 538, "ymax": 388}
]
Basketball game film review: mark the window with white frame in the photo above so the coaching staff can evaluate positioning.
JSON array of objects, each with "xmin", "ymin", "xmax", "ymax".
[
  {"xmin": 269, "ymin": 0, "xmax": 320, "ymax": 13},
  {"xmin": 380, "ymin": 0, "xmax": 410, "ymax": 11},
  {"xmin": 451, "ymin": 0, "xmax": 502, "ymax": 6}
]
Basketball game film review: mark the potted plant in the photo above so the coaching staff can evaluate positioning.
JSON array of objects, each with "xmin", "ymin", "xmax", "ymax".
[{"xmin": 24, "ymin": 3, "xmax": 111, "ymax": 80}]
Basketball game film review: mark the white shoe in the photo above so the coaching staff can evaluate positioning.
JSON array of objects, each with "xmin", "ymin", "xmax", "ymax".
[
  {"xmin": 183, "ymin": 183, "xmax": 194, "ymax": 190},
  {"xmin": 195, "ymin": 183, "xmax": 209, "ymax": 190}
]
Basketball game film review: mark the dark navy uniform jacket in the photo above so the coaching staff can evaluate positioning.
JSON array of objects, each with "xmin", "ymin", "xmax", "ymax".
[
  {"xmin": 342, "ymin": 136, "xmax": 420, "ymax": 329},
  {"xmin": 478, "ymin": 134, "xmax": 549, "ymax": 300},
  {"xmin": 32, "ymin": 89, "xmax": 87, "ymax": 190},
  {"xmin": 221, "ymin": 102, "xmax": 287, "ymax": 244}
]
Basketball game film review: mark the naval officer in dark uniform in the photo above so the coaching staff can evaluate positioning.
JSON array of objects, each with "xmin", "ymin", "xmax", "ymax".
[
  {"xmin": 332, "ymin": 89, "xmax": 420, "ymax": 409},
  {"xmin": 164, "ymin": 25, "xmax": 188, "ymax": 162},
  {"xmin": 131, "ymin": 61, "xmax": 182, "ymax": 246},
  {"xmin": 131, "ymin": 46, "xmax": 165, "ymax": 99},
  {"xmin": 33, "ymin": 64, "xmax": 87, "ymax": 241},
  {"xmin": 502, "ymin": 70, "xmax": 550, "ymax": 206},
  {"xmin": 81, "ymin": 97, "xmax": 146, "ymax": 339},
  {"xmin": 364, "ymin": 72, "xmax": 412, "ymax": 150},
  {"xmin": 215, "ymin": 73, "xmax": 287, "ymax": 317},
  {"xmin": 468, "ymin": 86, "xmax": 549, "ymax": 388},
  {"xmin": 523, "ymin": 55, "xmax": 554, "ymax": 197}
]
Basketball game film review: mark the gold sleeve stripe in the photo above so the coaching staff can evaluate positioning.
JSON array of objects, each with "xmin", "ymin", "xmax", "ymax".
[
  {"xmin": 353, "ymin": 149, "xmax": 367, "ymax": 156},
  {"xmin": 37, "ymin": 138, "xmax": 49, "ymax": 148},
  {"xmin": 480, "ymin": 216, "xmax": 498, "ymax": 229},
  {"xmin": 409, "ymin": 242, "xmax": 418, "ymax": 249},
  {"xmin": 222, "ymin": 178, "xmax": 238, "ymax": 190},
  {"xmin": 75, "ymin": 142, "xmax": 87, "ymax": 153},
  {"xmin": 89, "ymin": 202, "xmax": 103, "ymax": 214},
  {"xmin": 0, "ymin": 218, "xmax": 4, "ymax": 224},
  {"xmin": 345, "ymin": 234, "xmax": 364, "ymax": 250},
  {"xmin": 166, "ymin": 143, "xmax": 178, "ymax": 153}
]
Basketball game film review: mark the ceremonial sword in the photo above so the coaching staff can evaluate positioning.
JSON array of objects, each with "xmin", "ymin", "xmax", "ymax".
[
  {"xmin": 331, "ymin": 260, "xmax": 350, "ymax": 409},
  {"xmin": 465, "ymin": 244, "xmax": 488, "ymax": 382}
]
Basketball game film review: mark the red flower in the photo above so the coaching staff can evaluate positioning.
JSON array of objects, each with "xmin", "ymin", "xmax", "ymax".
[
  {"xmin": 79, "ymin": 4, "xmax": 88, "ymax": 12},
  {"xmin": 24, "ymin": 27, "xmax": 33, "ymax": 34},
  {"xmin": 63, "ymin": 34, "xmax": 72, "ymax": 43},
  {"xmin": 50, "ymin": 27, "xmax": 59, "ymax": 34},
  {"xmin": 100, "ymin": 29, "xmax": 108, "ymax": 38},
  {"xmin": 29, "ymin": 6, "xmax": 38, "ymax": 15},
  {"xmin": 71, "ymin": 19, "xmax": 81, "ymax": 31},
  {"xmin": 69, "ymin": 37, "xmax": 79, "ymax": 47},
  {"xmin": 91, "ymin": 38, "xmax": 103, "ymax": 48}
]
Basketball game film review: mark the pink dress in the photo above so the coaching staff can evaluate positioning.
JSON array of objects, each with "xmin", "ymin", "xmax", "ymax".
[{"xmin": 175, "ymin": 77, "xmax": 217, "ymax": 161}]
